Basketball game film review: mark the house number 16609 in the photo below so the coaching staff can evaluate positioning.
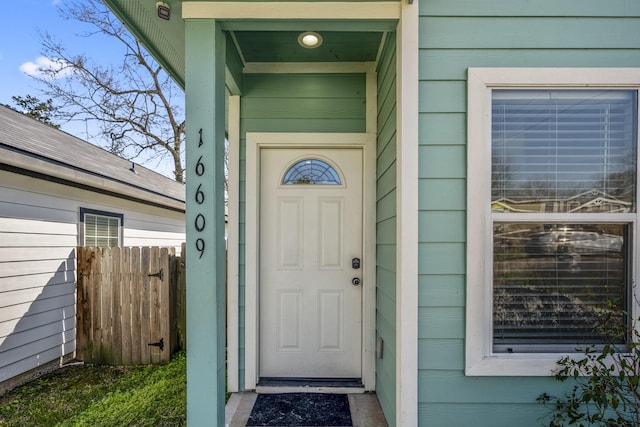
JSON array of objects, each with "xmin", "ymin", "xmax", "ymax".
[{"xmin": 194, "ymin": 129, "xmax": 206, "ymax": 259}]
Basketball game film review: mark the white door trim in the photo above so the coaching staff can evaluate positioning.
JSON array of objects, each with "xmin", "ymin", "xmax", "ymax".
[
  {"xmin": 245, "ymin": 132, "xmax": 377, "ymax": 391},
  {"xmin": 226, "ymin": 95, "xmax": 240, "ymax": 392}
]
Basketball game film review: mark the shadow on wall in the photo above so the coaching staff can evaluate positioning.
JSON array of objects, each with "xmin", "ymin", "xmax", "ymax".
[{"xmin": 0, "ymin": 250, "xmax": 76, "ymax": 394}]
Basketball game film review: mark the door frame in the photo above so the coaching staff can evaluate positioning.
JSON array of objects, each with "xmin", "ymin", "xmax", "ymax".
[{"xmin": 245, "ymin": 132, "xmax": 377, "ymax": 391}]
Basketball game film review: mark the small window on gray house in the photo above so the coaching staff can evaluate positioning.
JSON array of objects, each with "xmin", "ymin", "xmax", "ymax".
[
  {"xmin": 81, "ymin": 208, "xmax": 123, "ymax": 247},
  {"xmin": 282, "ymin": 159, "xmax": 341, "ymax": 185}
]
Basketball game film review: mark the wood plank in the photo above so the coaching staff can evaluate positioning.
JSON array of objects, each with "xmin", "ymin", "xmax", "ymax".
[
  {"xmin": 111, "ymin": 247, "xmax": 122, "ymax": 366},
  {"xmin": 91, "ymin": 247, "xmax": 102, "ymax": 363},
  {"xmin": 120, "ymin": 247, "xmax": 132, "ymax": 365},
  {"xmin": 177, "ymin": 243, "xmax": 186, "ymax": 350},
  {"xmin": 158, "ymin": 247, "xmax": 171, "ymax": 363},
  {"xmin": 76, "ymin": 247, "xmax": 87, "ymax": 361},
  {"xmin": 149, "ymin": 247, "xmax": 161, "ymax": 364},
  {"xmin": 130, "ymin": 247, "xmax": 142, "ymax": 364},
  {"xmin": 140, "ymin": 247, "xmax": 151, "ymax": 364},
  {"xmin": 100, "ymin": 248, "xmax": 113, "ymax": 364}
]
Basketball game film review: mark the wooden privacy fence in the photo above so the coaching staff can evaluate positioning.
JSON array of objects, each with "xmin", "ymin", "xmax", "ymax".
[{"xmin": 76, "ymin": 245, "xmax": 186, "ymax": 365}]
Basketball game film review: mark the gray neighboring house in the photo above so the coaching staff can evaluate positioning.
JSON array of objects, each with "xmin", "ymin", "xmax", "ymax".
[{"xmin": 0, "ymin": 105, "xmax": 185, "ymax": 392}]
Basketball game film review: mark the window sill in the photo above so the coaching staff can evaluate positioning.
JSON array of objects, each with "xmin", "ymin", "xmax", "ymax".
[{"xmin": 465, "ymin": 353, "xmax": 571, "ymax": 376}]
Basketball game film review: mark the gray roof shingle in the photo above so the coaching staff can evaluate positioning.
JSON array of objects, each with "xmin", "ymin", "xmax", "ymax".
[{"xmin": 0, "ymin": 105, "xmax": 184, "ymax": 211}]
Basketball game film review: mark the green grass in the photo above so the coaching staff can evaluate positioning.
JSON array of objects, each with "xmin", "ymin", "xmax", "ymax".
[{"xmin": 0, "ymin": 352, "xmax": 186, "ymax": 427}]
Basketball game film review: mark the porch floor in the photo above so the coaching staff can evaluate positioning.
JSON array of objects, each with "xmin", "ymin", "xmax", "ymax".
[{"xmin": 225, "ymin": 391, "xmax": 388, "ymax": 426}]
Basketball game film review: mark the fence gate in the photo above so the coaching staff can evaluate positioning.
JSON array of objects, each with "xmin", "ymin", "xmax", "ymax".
[{"xmin": 77, "ymin": 246, "xmax": 177, "ymax": 365}]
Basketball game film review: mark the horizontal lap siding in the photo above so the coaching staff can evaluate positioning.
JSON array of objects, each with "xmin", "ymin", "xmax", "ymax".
[
  {"xmin": 0, "ymin": 171, "xmax": 184, "ymax": 385},
  {"xmin": 0, "ymin": 192, "xmax": 77, "ymax": 382},
  {"xmin": 375, "ymin": 32, "xmax": 397, "ymax": 425},
  {"xmin": 418, "ymin": 1, "xmax": 640, "ymax": 425},
  {"xmin": 237, "ymin": 73, "xmax": 366, "ymax": 389}
]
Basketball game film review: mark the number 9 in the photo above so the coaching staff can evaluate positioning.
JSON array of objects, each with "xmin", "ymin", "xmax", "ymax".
[{"xmin": 196, "ymin": 238, "xmax": 205, "ymax": 259}]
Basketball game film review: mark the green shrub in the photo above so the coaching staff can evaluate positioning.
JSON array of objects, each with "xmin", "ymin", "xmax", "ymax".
[{"xmin": 538, "ymin": 311, "xmax": 640, "ymax": 426}]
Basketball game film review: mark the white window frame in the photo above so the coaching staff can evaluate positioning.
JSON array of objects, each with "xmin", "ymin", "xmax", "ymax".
[
  {"xmin": 466, "ymin": 68, "xmax": 640, "ymax": 376},
  {"xmin": 80, "ymin": 208, "xmax": 124, "ymax": 247}
]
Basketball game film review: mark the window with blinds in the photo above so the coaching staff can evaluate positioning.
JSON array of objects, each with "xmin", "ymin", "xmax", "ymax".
[
  {"xmin": 490, "ymin": 89, "xmax": 638, "ymax": 353},
  {"xmin": 84, "ymin": 212, "xmax": 121, "ymax": 247}
]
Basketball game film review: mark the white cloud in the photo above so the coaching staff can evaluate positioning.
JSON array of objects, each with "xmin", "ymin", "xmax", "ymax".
[{"xmin": 19, "ymin": 56, "xmax": 74, "ymax": 79}]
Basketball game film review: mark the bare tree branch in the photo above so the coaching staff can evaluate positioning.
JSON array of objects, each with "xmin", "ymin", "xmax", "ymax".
[{"xmin": 31, "ymin": 0, "xmax": 185, "ymax": 182}]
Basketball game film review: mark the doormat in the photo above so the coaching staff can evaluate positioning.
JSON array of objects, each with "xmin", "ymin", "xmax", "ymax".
[{"xmin": 246, "ymin": 393, "xmax": 353, "ymax": 426}]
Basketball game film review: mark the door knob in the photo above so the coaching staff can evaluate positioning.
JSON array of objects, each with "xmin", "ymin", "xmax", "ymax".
[{"xmin": 352, "ymin": 277, "xmax": 361, "ymax": 286}]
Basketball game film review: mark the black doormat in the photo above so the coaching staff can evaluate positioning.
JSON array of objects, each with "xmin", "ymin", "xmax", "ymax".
[{"xmin": 246, "ymin": 393, "xmax": 353, "ymax": 426}]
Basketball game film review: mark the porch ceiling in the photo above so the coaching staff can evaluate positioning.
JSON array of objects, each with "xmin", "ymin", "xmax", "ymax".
[
  {"xmin": 103, "ymin": 0, "xmax": 391, "ymax": 89},
  {"xmin": 232, "ymin": 30, "xmax": 383, "ymax": 63}
]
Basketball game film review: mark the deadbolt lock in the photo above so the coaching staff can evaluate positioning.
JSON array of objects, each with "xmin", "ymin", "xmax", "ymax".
[{"xmin": 352, "ymin": 257, "xmax": 361, "ymax": 269}]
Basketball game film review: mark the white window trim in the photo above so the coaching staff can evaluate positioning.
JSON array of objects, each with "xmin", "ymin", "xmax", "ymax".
[{"xmin": 466, "ymin": 68, "xmax": 640, "ymax": 376}]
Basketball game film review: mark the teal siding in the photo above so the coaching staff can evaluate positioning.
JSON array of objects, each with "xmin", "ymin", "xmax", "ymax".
[
  {"xmin": 418, "ymin": 1, "xmax": 640, "ymax": 426},
  {"xmin": 375, "ymin": 32, "xmax": 397, "ymax": 426},
  {"xmin": 237, "ymin": 73, "xmax": 366, "ymax": 389}
]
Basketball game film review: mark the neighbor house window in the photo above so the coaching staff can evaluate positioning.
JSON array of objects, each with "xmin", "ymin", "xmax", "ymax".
[
  {"xmin": 81, "ymin": 208, "xmax": 123, "ymax": 247},
  {"xmin": 466, "ymin": 69, "xmax": 640, "ymax": 376}
]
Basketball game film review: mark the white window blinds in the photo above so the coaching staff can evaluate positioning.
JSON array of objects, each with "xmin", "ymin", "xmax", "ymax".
[
  {"xmin": 490, "ymin": 89, "xmax": 637, "ymax": 353},
  {"xmin": 492, "ymin": 90, "xmax": 637, "ymax": 214},
  {"xmin": 85, "ymin": 214, "xmax": 120, "ymax": 247}
]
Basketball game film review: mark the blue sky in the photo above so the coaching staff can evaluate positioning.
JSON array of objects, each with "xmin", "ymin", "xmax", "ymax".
[
  {"xmin": 0, "ymin": 0, "xmax": 178, "ymax": 178},
  {"xmin": 0, "ymin": 0, "xmax": 122, "ymax": 109}
]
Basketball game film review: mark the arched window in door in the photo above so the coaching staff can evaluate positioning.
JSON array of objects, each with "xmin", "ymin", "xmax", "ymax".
[{"xmin": 282, "ymin": 158, "xmax": 342, "ymax": 185}]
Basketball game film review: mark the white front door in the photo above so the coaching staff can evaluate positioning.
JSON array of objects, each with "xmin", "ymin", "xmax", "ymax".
[{"xmin": 259, "ymin": 147, "xmax": 363, "ymax": 379}]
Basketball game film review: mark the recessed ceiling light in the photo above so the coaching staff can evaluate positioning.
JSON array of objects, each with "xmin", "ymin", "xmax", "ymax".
[{"xmin": 298, "ymin": 32, "xmax": 323, "ymax": 49}]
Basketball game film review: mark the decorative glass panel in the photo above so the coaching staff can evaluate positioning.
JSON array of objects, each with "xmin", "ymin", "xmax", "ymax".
[
  {"xmin": 493, "ymin": 223, "xmax": 628, "ymax": 353},
  {"xmin": 282, "ymin": 159, "xmax": 341, "ymax": 185},
  {"xmin": 491, "ymin": 90, "xmax": 637, "ymax": 213}
]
